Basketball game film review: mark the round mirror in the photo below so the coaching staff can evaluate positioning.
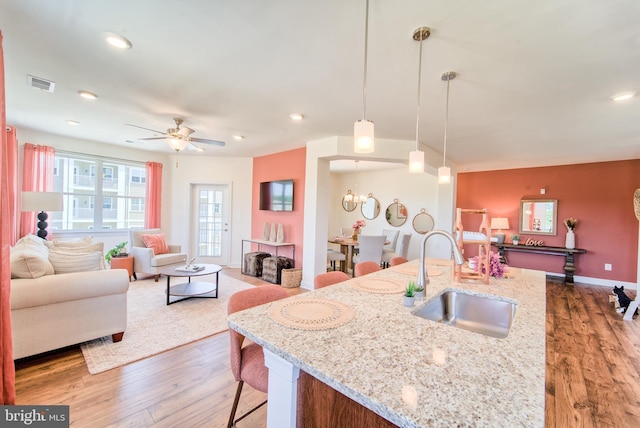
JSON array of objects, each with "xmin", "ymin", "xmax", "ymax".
[
  {"xmin": 413, "ymin": 209, "xmax": 435, "ymax": 234},
  {"xmin": 361, "ymin": 193, "xmax": 381, "ymax": 220},
  {"xmin": 342, "ymin": 190, "xmax": 357, "ymax": 212},
  {"xmin": 385, "ymin": 199, "xmax": 408, "ymax": 227}
]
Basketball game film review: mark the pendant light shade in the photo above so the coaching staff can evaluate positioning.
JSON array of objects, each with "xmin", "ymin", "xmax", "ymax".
[
  {"xmin": 438, "ymin": 71, "xmax": 456, "ymax": 184},
  {"xmin": 409, "ymin": 27, "xmax": 430, "ymax": 174},
  {"xmin": 354, "ymin": 119, "xmax": 375, "ymax": 153},
  {"xmin": 354, "ymin": 0, "xmax": 374, "ymax": 154}
]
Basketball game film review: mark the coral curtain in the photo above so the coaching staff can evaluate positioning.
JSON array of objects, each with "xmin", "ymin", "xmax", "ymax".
[
  {"xmin": 19, "ymin": 143, "xmax": 55, "ymax": 238},
  {"xmin": 0, "ymin": 29, "xmax": 16, "ymax": 405},
  {"xmin": 145, "ymin": 161, "xmax": 162, "ymax": 228},
  {"xmin": 4, "ymin": 127, "xmax": 18, "ymax": 246}
]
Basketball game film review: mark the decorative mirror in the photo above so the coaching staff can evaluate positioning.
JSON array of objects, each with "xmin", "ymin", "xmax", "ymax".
[
  {"xmin": 519, "ymin": 199, "xmax": 558, "ymax": 235},
  {"xmin": 385, "ymin": 199, "xmax": 408, "ymax": 227},
  {"xmin": 412, "ymin": 209, "xmax": 435, "ymax": 234},
  {"xmin": 341, "ymin": 190, "xmax": 357, "ymax": 212},
  {"xmin": 361, "ymin": 193, "xmax": 381, "ymax": 220}
]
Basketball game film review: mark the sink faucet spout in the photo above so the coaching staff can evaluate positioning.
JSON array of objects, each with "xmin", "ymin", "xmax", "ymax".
[{"xmin": 417, "ymin": 230, "xmax": 465, "ymax": 289}]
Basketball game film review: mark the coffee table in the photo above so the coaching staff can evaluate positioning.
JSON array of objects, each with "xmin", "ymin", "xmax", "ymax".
[{"xmin": 157, "ymin": 263, "xmax": 222, "ymax": 305}]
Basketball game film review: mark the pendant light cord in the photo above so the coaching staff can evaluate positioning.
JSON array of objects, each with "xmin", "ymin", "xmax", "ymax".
[
  {"xmin": 361, "ymin": 0, "xmax": 370, "ymax": 120},
  {"xmin": 415, "ymin": 36, "xmax": 423, "ymax": 150},
  {"xmin": 443, "ymin": 77, "xmax": 450, "ymax": 165}
]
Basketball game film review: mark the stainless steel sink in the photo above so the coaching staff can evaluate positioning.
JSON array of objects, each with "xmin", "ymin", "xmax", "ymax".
[{"xmin": 413, "ymin": 290, "xmax": 517, "ymax": 338}]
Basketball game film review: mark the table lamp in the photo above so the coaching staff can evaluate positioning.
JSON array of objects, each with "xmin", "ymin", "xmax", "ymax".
[
  {"xmin": 490, "ymin": 217, "xmax": 509, "ymax": 244},
  {"xmin": 22, "ymin": 191, "xmax": 63, "ymax": 240}
]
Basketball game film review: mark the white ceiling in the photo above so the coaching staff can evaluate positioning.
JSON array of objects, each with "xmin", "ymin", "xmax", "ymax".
[{"xmin": 1, "ymin": 0, "xmax": 639, "ymax": 172}]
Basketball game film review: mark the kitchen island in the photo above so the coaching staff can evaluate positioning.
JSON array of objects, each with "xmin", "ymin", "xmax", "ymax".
[{"xmin": 228, "ymin": 260, "xmax": 546, "ymax": 427}]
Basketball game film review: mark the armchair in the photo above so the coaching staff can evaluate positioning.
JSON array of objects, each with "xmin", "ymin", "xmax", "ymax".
[{"xmin": 129, "ymin": 229, "xmax": 187, "ymax": 281}]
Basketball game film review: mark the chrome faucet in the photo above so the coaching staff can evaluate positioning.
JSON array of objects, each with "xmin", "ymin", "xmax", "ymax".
[{"xmin": 417, "ymin": 230, "xmax": 465, "ymax": 289}]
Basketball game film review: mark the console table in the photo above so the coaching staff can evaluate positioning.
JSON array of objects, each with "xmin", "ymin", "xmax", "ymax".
[
  {"xmin": 492, "ymin": 243, "xmax": 586, "ymax": 284},
  {"xmin": 241, "ymin": 239, "xmax": 295, "ymax": 274}
]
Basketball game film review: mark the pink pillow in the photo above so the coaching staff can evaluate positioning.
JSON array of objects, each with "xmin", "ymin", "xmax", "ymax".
[{"xmin": 141, "ymin": 233, "xmax": 169, "ymax": 255}]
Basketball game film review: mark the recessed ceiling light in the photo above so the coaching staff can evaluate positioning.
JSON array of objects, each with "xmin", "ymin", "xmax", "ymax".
[
  {"xmin": 78, "ymin": 90, "xmax": 98, "ymax": 100},
  {"xmin": 104, "ymin": 32, "xmax": 132, "ymax": 49},
  {"xmin": 66, "ymin": 120, "xmax": 80, "ymax": 126},
  {"xmin": 233, "ymin": 135, "xmax": 245, "ymax": 141},
  {"xmin": 611, "ymin": 91, "xmax": 637, "ymax": 102},
  {"xmin": 289, "ymin": 113, "xmax": 304, "ymax": 121}
]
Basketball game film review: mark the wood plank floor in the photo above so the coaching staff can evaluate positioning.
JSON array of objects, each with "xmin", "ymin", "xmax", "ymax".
[{"xmin": 13, "ymin": 271, "xmax": 640, "ymax": 427}]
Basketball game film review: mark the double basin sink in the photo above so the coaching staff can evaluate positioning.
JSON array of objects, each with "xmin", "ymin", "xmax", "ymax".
[{"xmin": 413, "ymin": 289, "xmax": 518, "ymax": 339}]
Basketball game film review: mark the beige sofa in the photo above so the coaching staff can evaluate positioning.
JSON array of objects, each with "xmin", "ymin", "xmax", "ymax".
[
  {"xmin": 11, "ymin": 269, "xmax": 129, "ymax": 359},
  {"xmin": 130, "ymin": 229, "xmax": 186, "ymax": 281}
]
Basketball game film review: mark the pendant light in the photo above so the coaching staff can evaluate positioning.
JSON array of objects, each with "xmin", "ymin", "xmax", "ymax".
[
  {"xmin": 409, "ymin": 27, "xmax": 431, "ymax": 173},
  {"xmin": 438, "ymin": 71, "xmax": 456, "ymax": 184},
  {"xmin": 354, "ymin": 0, "xmax": 374, "ymax": 153}
]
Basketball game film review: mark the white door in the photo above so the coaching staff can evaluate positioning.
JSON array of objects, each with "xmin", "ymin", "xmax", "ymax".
[{"xmin": 190, "ymin": 183, "xmax": 231, "ymax": 265}]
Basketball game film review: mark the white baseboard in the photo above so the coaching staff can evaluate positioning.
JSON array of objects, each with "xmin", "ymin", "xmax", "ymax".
[{"xmin": 546, "ymin": 271, "xmax": 638, "ymax": 290}]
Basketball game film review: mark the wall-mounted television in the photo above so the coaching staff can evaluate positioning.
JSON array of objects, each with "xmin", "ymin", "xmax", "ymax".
[{"xmin": 259, "ymin": 179, "xmax": 294, "ymax": 211}]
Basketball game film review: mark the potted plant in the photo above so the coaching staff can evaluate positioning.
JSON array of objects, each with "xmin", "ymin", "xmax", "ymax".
[
  {"xmin": 403, "ymin": 281, "xmax": 416, "ymax": 307},
  {"xmin": 413, "ymin": 281, "xmax": 425, "ymax": 301},
  {"xmin": 511, "ymin": 234, "xmax": 520, "ymax": 245},
  {"xmin": 105, "ymin": 241, "xmax": 128, "ymax": 264}
]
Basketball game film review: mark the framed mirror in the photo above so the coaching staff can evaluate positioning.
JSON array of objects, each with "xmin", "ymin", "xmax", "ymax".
[
  {"xmin": 519, "ymin": 199, "xmax": 558, "ymax": 235},
  {"xmin": 341, "ymin": 190, "xmax": 357, "ymax": 212},
  {"xmin": 412, "ymin": 208, "xmax": 435, "ymax": 234},
  {"xmin": 361, "ymin": 193, "xmax": 381, "ymax": 220},
  {"xmin": 385, "ymin": 199, "xmax": 408, "ymax": 227}
]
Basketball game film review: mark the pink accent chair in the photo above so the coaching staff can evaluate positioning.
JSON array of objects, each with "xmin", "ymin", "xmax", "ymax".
[
  {"xmin": 354, "ymin": 261, "xmax": 382, "ymax": 277},
  {"xmin": 314, "ymin": 271, "xmax": 350, "ymax": 289},
  {"xmin": 390, "ymin": 256, "xmax": 409, "ymax": 267},
  {"xmin": 227, "ymin": 285, "xmax": 288, "ymax": 428}
]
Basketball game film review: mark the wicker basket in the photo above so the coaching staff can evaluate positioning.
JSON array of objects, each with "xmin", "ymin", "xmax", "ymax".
[{"xmin": 281, "ymin": 268, "xmax": 302, "ymax": 288}]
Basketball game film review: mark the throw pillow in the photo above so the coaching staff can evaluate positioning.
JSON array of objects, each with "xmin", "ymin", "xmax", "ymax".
[
  {"xmin": 10, "ymin": 236, "xmax": 55, "ymax": 279},
  {"xmin": 48, "ymin": 249, "xmax": 104, "ymax": 274},
  {"xmin": 44, "ymin": 236, "xmax": 93, "ymax": 249},
  {"xmin": 45, "ymin": 237, "xmax": 107, "ymax": 269},
  {"xmin": 141, "ymin": 233, "xmax": 169, "ymax": 255}
]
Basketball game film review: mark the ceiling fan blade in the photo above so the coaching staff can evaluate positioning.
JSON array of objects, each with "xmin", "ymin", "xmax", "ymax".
[
  {"xmin": 188, "ymin": 143, "xmax": 205, "ymax": 152},
  {"xmin": 178, "ymin": 127, "xmax": 195, "ymax": 137},
  {"xmin": 190, "ymin": 137, "xmax": 225, "ymax": 146},
  {"xmin": 137, "ymin": 137, "xmax": 167, "ymax": 141},
  {"xmin": 125, "ymin": 123, "xmax": 168, "ymax": 135}
]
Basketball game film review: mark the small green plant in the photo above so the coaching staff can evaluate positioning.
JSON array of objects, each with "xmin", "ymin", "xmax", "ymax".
[
  {"xmin": 105, "ymin": 241, "xmax": 128, "ymax": 263},
  {"xmin": 414, "ymin": 281, "xmax": 424, "ymax": 292},
  {"xmin": 510, "ymin": 234, "xmax": 520, "ymax": 241},
  {"xmin": 404, "ymin": 281, "xmax": 416, "ymax": 298}
]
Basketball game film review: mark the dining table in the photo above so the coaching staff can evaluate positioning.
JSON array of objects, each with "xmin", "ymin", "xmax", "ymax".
[{"xmin": 327, "ymin": 237, "xmax": 358, "ymax": 273}]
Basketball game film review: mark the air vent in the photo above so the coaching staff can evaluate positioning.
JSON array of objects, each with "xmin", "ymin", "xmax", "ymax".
[{"xmin": 27, "ymin": 75, "xmax": 55, "ymax": 92}]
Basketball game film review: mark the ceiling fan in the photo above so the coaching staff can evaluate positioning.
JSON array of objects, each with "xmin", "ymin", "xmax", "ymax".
[{"xmin": 125, "ymin": 118, "xmax": 225, "ymax": 152}]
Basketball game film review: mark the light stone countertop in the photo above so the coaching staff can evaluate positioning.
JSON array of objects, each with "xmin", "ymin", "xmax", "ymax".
[{"xmin": 228, "ymin": 260, "xmax": 546, "ymax": 427}]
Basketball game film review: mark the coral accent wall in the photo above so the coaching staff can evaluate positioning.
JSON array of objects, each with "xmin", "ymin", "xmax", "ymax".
[
  {"xmin": 457, "ymin": 160, "xmax": 640, "ymax": 283},
  {"xmin": 252, "ymin": 148, "xmax": 306, "ymax": 268}
]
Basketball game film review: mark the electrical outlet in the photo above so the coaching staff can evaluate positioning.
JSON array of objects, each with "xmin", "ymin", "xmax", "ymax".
[{"xmin": 604, "ymin": 263, "xmax": 612, "ymax": 271}]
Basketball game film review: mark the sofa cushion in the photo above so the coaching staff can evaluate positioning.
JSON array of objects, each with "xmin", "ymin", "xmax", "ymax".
[
  {"xmin": 48, "ymin": 249, "xmax": 104, "ymax": 274},
  {"xmin": 45, "ymin": 237, "xmax": 107, "ymax": 269},
  {"xmin": 44, "ymin": 236, "xmax": 93, "ymax": 249},
  {"xmin": 150, "ymin": 252, "xmax": 187, "ymax": 267},
  {"xmin": 10, "ymin": 235, "xmax": 55, "ymax": 279},
  {"xmin": 142, "ymin": 233, "xmax": 169, "ymax": 255}
]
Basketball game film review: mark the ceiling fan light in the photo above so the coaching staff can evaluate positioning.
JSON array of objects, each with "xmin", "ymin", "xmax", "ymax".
[
  {"xmin": 409, "ymin": 150, "xmax": 424, "ymax": 173},
  {"xmin": 354, "ymin": 119, "xmax": 374, "ymax": 153},
  {"xmin": 438, "ymin": 166, "xmax": 451, "ymax": 183},
  {"xmin": 167, "ymin": 138, "xmax": 189, "ymax": 152}
]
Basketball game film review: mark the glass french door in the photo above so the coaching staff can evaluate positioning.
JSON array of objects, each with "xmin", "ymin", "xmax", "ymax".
[{"xmin": 190, "ymin": 184, "xmax": 231, "ymax": 265}]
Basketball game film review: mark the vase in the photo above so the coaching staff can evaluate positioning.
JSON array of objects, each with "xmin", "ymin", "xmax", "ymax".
[
  {"xmin": 565, "ymin": 230, "xmax": 575, "ymax": 249},
  {"xmin": 276, "ymin": 223, "xmax": 284, "ymax": 243},
  {"xmin": 415, "ymin": 290, "xmax": 425, "ymax": 301},
  {"xmin": 403, "ymin": 296, "xmax": 415, "ymax": 307},
  {"xmin": 352, "ymin": 229, "xmax": 360, "ymax": 241},
  {"xmin": 513, "ymin": 240, "xmax": 519, "ymax": 246}
]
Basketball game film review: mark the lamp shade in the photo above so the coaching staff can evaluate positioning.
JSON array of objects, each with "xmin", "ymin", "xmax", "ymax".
[
  {"xmin": 490, "ymin": 217, "xmax": 510, "ymax": 231},
  {"xmin": 22, "ymin": 192, "xmax": 63, "ymax": 212},
  {"xmin": 354, "ymin": 119, "xmax": 374, "ymax": 153},
  {"xmin": 167, "ymin": 138, "xmax": 190, "ymax": 152},
  {"xmin": 408, "ymin": 150, "xmax": 424, "ymax": 173},
  {"xmin": 438, "ymin": 166, "xmax": 451, "ymax": 184}
]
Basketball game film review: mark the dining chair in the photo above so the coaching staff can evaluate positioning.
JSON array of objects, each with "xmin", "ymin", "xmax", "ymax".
[
  {"xmin": 382, "ymin": 233, "xmax": 412, "ymax": 268},
  {"xmin": 327, "ymin": 249, "xmax": 346, "ymax": 271},
  {"xmin": 389, "ymin": 256, "xmax": 409, "ymax": 266},
  {"xmin": 314, "ymin": 271, "xmax": 350, "ymax": 288},
  {"xmin": 227, "ymin": 285, "xmax": 289, "ymax": 428},
  {"xmin": 354, "ymin": 261, "xmax": 382, "ymax": 277}
]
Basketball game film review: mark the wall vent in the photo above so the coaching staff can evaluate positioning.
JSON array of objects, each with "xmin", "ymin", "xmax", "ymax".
[{"xmin": 27, "ymin": 74, "xmax": 55, "ymax": 92}]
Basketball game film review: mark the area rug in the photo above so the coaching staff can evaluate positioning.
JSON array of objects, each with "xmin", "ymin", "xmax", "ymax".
[{"xmin": 80, "ymin": 274, "xmax": 253, "ymax": 374}]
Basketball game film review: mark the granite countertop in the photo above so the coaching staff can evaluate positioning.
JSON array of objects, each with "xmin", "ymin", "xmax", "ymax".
[{"xmin": 228, "ymin": 260, "xmax": 546, "ymax": 427}]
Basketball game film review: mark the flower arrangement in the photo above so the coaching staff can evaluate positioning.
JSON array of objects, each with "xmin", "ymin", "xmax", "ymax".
[
  {"xmin": 470, "ymin": 251, "xmax": 509, "ymax": 278},
  {"xmin": 564, "ymin": 217, "xmax": 578, "ymax": 231},
  {"xmin": 352, "ymin": 219, "xmax": 366, "ymax": 231}
]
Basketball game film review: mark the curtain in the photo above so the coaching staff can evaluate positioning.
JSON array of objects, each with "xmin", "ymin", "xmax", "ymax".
[
  {"xmin": 19, "ymin": 143, "xmax": 55, "ymax": 238},
  {"xmin": 5, "ymin": 127, "xmax": 18, "ymax": 246},
  {"xmin": 0, "ymin": 29, "xmax": 16, "ymax": 405},
  {"xmin": 145, "ymin": 161, "xmax": 163, "ymax": 228}
]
